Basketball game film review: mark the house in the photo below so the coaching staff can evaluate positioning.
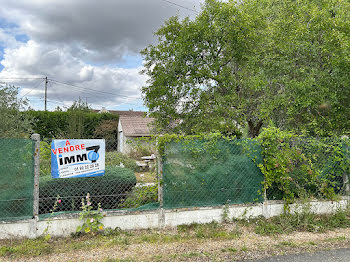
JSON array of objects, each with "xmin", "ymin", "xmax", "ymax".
[
  {"xmin": 93, "ymin": 108, "xmax": 154, "ymax": 154},
  {"xmin": 117, "ymin": 115, "xmax": 155, "ymax": 154}
]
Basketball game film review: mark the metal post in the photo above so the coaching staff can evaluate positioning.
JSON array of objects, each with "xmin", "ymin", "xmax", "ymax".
[
  {"xmin": 157, "ymin": 155, "xmax": 165, "ymax": 227},
  {"xmin": 31, "ymin": 133, "xmax": 40, "ymax": 218}
]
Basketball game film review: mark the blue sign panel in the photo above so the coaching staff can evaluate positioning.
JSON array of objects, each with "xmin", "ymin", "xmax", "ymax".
[{"xmin": 51, "ymin": 139, "xmax": 105, "ymax": 178}]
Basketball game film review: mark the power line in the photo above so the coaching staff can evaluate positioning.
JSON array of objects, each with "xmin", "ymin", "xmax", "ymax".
[
  {"xmin": 159, "ymin": 0, "xmax": 199, "ymax": 13},
  {"xmin": 0, "ymin": 77, "xmax": 45, "ymax": 80},
  {"xmin": 20, "ymin": 79, "xmax": 45, "ymax": 98},
  {"xmin": 47, "ymin": 78, "xmax": 141, "ymax": 99}
]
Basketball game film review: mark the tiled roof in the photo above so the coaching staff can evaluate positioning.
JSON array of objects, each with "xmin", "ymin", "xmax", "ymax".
[
  {"xmin": 110, "ymin": 110, "xmax": 146, "ymax": 117},
  {"xmin": 120, "ymin": 116, "xmax": 154, "ymax": 137},
  {"xmin": 92, "ymin": 109, "xmax": 146, "ymax": 117}
]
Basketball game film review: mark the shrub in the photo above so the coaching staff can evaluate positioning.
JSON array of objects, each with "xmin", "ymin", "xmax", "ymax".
[
  {"xmin": 40, "ymin": 141, "xmax": 51, "ymax": 176},
  {"xmin": 25, "ymin": 110, "xmax": 118, "ymax": 139},
  {"xmin": 39, "ymin": 166, "xmax": 136, "ymax": 214},
  {"xmin": 94, "ymin": 120, "xmax": 118, "ymax": 151},
  {"xmin": 105, "ymin": 151, "xmax": 138, "ymax": 171},
  {"xmin": 118, "ymin": 184, "xmax": 158, "ymax": 208},
  {"xmin": 126, "ymin": 137, "xmax": 157, "ymax": 159},
  {"xmin": 257, "ymin": 127, "xmax": 350, "ymax": 204}
]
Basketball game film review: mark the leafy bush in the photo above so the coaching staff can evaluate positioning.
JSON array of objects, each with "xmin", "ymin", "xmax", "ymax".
[
  {"xmin": 126, "ymin": 137, "xmax": 157, "ymax": 159},
  {"xmin": 40, "ymin": 141, "xmax": 51, "ymax": 176},
  {"xmin": 257, "ymin": 127, "xmax": 350, "ymax": 204},
  {"xmin": 94, "ymin": 120, "xmax": 119, "ymax": 151},
  {"xmin": 105, "ymin": 151, "xmax": 138, "ymax": 171},
  {"xmin": 39, "ymin": 166, "xmax": 136, "ymax": 214},
  {"xmin": 118, "ymin": 184, "xmax": 158, "ymax": 208},
  {"xmin": 25, "ymin": 110, "xmax": 118, "ymax": 139}
]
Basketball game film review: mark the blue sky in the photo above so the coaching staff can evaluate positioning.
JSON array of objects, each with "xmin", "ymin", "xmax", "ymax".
[{"xmin": 0, "ymin": 0, "xmax": 201, "ymax": 112}]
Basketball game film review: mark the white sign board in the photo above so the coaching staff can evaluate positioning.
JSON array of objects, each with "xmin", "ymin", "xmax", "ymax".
[{"xmin": 51, "ymin": 139, "xmax": 105, "ymax": 178}]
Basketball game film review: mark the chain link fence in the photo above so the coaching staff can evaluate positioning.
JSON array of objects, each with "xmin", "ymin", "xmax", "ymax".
[
  {"xmin": 162, "ymin": 139, "xmax": 265, "ymax": 209},
  {"xmin": 38, "ymin": 138, "xmax": 158, "ymax": 217},
  {"xmin": 0, "ymin": 136, "xmax": 348, "ymax": 221},
  {"xmin": 265, "ymin": 137, "xmax": 350, "ymax": 201},
  {"xmin": 0, "ymin": 138, "xmax": 35, "ymax": 221}
]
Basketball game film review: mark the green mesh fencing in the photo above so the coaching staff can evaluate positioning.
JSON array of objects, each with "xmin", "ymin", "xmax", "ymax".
[
  {"xmin": 162, "ymin": 139, "xmax": 264, "ymax": 209},
  {"xmin": 266, "ymin": 137, "xmax": 350, "ymax": 200},
  {"xmin": 39, "ymin": 138, "xmax": 158, "ymax": 216},
  {"xmin": 0, "ymin": 139, "xmax": 34, "ymax": 221}
]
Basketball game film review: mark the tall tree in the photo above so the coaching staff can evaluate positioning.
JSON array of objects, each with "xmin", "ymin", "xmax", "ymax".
[
  {"xmin": 141, "ymin": 0, "xmax": 350, "ymax": 137},
  {"xmin": 0, "ymin": 84, "xmax": 32, "ymax": 138}
]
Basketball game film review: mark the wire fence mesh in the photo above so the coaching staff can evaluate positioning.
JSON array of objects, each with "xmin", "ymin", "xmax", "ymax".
[
  {"xmin": 0, "ymin": 138, "xmax": 34, "ymax": 221},
  {"xmin": 162, "ymin": 139, "xmax": 265, "ymax": 209},
  {"xmin": 0, "ymin": 136, "xmax": 348, "ymax": 221},
  {"xmin": 38, "ymin": 138, "xmax": 158, "ymax": 217},
  {"xmin": 265, "ymin": 137, "xmax": 350, "ymax": 201}
]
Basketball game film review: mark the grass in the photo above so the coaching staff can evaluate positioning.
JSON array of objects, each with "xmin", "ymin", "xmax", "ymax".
[
  {"xmin": 275, "ymin": 241, "xmax": 299, "ymax": 248},
  {"xmin": 177, "ymin": 221, "xmax": 241, "ymax": 239},
  {"xmin": 1, "ymin": 208, "xmax": 350, "ymax": 260},
  {"xmin": 236, "ymin": 206, "xmax": 350, "ymax": 236},
  {"xmin": 135, "ymin": 172, "xmax": 156, "ymax": 183}
]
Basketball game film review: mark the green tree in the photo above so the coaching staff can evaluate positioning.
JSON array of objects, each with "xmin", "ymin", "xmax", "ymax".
[
  {"xmin": 141, "ymin": 0, "xmax": 350, "ymax": 137},
  {"xmin": 66, "ymin": 98, "xmax": 91, "ymax": 138},
  {"xmin": 0, "ymin": 84, "xmax": 32, "ymax": 138}
]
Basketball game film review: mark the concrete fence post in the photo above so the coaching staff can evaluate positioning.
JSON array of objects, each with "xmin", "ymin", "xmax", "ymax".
[
  {"xmin": 342, "ymin": 139, "xmax": 350, "ymax": 195},
  {"xmin": 31, "ymin": 133, "xmax": 40, "ymax": 219}
]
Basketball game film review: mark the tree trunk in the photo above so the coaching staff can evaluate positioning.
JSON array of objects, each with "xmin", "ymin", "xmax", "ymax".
[{"xmin": 247, "ymin": 120, "xmax": 263, "ymax": 138}]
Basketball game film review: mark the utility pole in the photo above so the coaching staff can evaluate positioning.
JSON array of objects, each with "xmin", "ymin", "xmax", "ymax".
[{"xmin": 44, "ymin": 77, "xmax": 48, "ymax": 111}]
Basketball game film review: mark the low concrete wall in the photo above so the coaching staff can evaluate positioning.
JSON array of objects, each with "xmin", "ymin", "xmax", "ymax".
[{"xmin": 0, "ymin": 198, "xmax": 349, "ymax": 239}]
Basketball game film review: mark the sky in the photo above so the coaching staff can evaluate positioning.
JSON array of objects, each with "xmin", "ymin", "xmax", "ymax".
[{"xmin": 0, "ymin": 0, "xmax": 203, "ymax": 111}]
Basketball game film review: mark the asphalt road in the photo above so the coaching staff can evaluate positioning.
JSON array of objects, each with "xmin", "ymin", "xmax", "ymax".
[{"xmin": 241, "ymin": 248, "xmax": 350, "ymax": 262}]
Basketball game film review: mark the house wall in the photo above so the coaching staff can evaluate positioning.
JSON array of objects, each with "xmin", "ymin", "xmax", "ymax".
[
  {"xmin": 117, "ymin": 121, "xmax": 136, "ymax": 154},
  {"xmin": 121, "ymin": 136, "xmax": 138, "ymax": 155}
]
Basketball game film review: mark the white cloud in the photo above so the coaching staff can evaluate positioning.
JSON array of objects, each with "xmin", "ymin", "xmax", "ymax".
[
  {"xmin": 0, "ymin": 0, "xmax": 201, "ymax": 63},
  {"xmin": 0, "ymin": 0, "xmax": 203, "ymax": 109},
  {"xmin": 0, "ymin": 40, "xmax": 147, "ymax": 108}
]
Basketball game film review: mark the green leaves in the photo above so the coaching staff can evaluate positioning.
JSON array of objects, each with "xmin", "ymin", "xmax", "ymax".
[
  {"xmin": 76, "ymin": 193, "xmax": 105, "ymax": 234},
  {"xmin": 0, "ymin": 84, "xmax": 32, "ymax": 138},
  {"xmin": 257, "ymin": 127, "xmax": 349, "ymax": 204},
  {"xmin": 141, "ymin": 0, "xmax": 350, "ymax": 137}
]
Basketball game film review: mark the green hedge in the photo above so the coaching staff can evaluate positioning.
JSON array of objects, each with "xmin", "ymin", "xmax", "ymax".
[
  {"xmin": 24, "ymin": 110, "xmax": 118, "ymax": 139},
  {"xmin": 39, "ymin": 166, "xmax": 136, "ymax": 214}
]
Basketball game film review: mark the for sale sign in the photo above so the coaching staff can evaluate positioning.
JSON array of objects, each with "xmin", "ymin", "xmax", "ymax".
[{"xmin": 51, "ymin": 139, "xmax": 105, "ymax": 178}]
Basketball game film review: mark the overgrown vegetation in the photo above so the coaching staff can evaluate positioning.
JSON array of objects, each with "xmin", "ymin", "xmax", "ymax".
[
  {"xmin": 237, "ymin": 205, "xmax": 350, "ymax": 235},
  {"xmin": 154, "ymin": 131, "xmax": 349, "ymax": 207},
  {"xmin": 25, "ymin": 110, "xmax": 118, "ymax": 141},
  {"xmin": 105, "ymin": 151, "xmax": 138, "ymax": 171},
  {"xmin": 76, "ymin": 193, "xmax": 105, "ymax": 234},
  {"xmin": 118, "ymin": 184, "xmax": 158, "ymax": 209},
  {"xmin": 126, "ymin": 137, "xmax": 157, "ymax": 159},
  {"xmin": 2, "ymin": 209, "xmax": 350, "ymax": 259},
  {"xmin": 257, "ymin": 127, "xmax": 350, "ymax": 204}
]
